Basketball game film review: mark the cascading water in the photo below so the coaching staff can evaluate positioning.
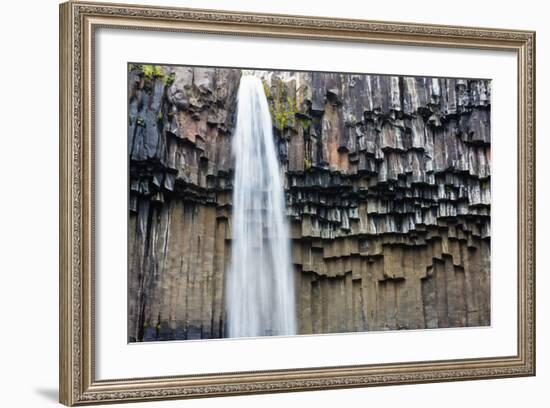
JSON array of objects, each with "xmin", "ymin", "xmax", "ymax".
[{"xmin": 226, "ymin": 75, "xmax": 297, "ymax": 338}]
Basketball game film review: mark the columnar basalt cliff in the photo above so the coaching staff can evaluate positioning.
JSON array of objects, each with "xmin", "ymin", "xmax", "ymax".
[{"xmin": 127, "ymin": 65, "xmax": 491, "ymax": 342}]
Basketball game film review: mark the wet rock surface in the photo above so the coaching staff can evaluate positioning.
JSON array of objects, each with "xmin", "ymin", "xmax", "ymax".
[{"xmin": 127, "ymin": 65, "xmax": 491, "ymax": 341}]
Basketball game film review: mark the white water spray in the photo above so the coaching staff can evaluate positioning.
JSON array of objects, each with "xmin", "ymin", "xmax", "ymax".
[{"xmin": 226, "ymin": 76, "xmax": 297, "ymax": 338}]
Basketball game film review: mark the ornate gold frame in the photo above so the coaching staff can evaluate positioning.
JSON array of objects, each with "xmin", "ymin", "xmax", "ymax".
[{"xmin": 59, "ymin": 1, "xmax": 536, "ymax": 405}]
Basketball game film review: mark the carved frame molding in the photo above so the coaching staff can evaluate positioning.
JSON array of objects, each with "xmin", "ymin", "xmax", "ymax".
[{"xmin": 59, "ymin": 1, "xmax": 536, "ymax": 405}]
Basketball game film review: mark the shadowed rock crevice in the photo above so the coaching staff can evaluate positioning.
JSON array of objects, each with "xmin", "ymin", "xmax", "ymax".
[{"xmin": 127, "ymin": 65, "xmax": 491, "ymax": 341}]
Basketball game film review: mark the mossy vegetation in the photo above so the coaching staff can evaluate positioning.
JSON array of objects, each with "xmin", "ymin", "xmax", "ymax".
[
  {"xmin": 480, "ymin": 179, "xmax": 490, "ymax": 189},
  {"xmin": 130, "ymin": 64, "xmax": 175, "ymax": 86},
  {"xmin": 262, "ymin": 80, "xmax": 271, "ymax": 99},
  {"xmin": 263, "ymin": 78, "xmax": 298, "ymax": 131},
  {"xmin": 163, "ymin": 72, "xmax": 176, "ymax": 86},
  {"xmin": 271, "ymin": 98, "xmax": 296, "ymax": 131},
  {"xmin": 297, "ymin": 116, "xmax": 311, "ymax": 129},
  {"xmin": 261, "ymin": 78, "xmax": 313, "ymax": 134},
  {"xmin": 142, "ymin": 64, "xmax": 164, "ymax": 78}
]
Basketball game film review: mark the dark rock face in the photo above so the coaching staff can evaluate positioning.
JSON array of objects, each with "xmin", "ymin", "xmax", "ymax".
[{"xmin": 127, "ymin": 65, "xmax": 491, "ymax": 341}]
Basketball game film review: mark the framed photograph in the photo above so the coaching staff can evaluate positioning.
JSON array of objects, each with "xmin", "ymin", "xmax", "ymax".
[{"xmin": 59, "ymin": 1, "xmax": 536, "ymax": 405}]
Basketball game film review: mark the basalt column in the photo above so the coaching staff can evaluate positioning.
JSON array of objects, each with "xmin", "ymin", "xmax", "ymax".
[{"xmin": 128, "ymin": 66, "xmax": 491, "ymax": 341}]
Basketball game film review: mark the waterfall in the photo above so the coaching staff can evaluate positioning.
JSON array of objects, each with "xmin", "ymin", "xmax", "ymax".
[{"xmin": 226, "ymin": 76, "xmax": 297, "ymax": 338}]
